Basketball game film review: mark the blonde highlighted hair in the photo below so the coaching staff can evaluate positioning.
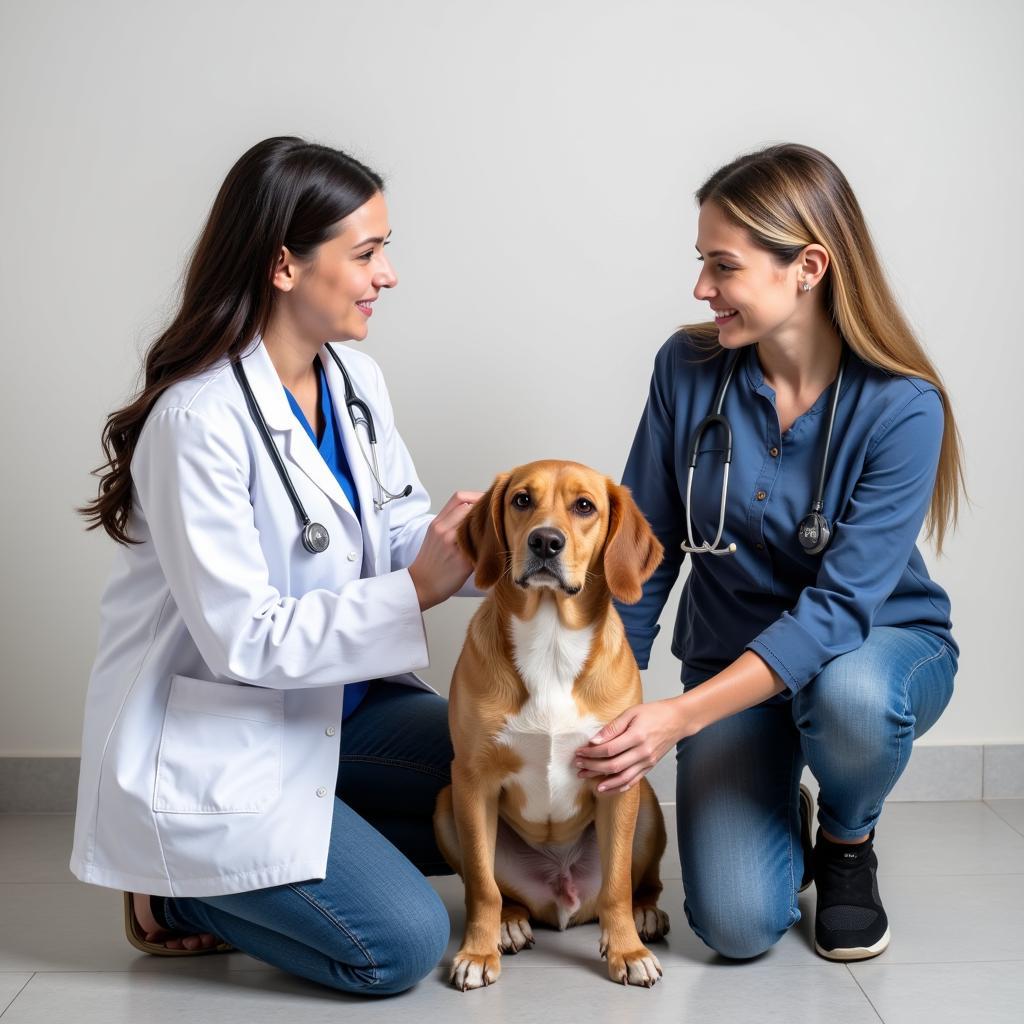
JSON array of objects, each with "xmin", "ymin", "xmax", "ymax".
[{"xmin": 683, "ymin": 143, "xmax": 965, "ymax": 553}]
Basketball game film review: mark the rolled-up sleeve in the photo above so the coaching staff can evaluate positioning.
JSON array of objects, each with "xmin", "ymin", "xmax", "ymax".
[
  {"xmin": 616, "ymin": 339, "xmax": 688, "ymax": 669},
  {"xmin": 746, "ymin": 387, "xmax": 944, "ymax": 692}
]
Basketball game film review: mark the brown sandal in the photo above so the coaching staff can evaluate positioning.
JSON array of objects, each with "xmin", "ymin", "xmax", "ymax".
[{"xmin": 123, "ymin": 892, "xmax": 232, "ymax": 956}]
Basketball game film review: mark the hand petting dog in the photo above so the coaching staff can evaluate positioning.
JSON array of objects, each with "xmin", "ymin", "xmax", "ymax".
[{"xmin": 575, "ymin": 699, "xmax": 690, "ymax": 793}]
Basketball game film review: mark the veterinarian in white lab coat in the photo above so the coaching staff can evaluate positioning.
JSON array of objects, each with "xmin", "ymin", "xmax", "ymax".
[{"xmin": 72, "ymin": 137, "xmax": 479, "ymax": 996}]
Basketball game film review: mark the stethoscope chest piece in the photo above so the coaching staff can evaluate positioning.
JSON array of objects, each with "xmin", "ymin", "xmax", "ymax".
[
  {"xmin": 797, "ymin": 510, "xmax": 831, "ymax": 555},
  {"xmin": 302, "ymin": 522, "xmax": 331, "ymax": 554}
]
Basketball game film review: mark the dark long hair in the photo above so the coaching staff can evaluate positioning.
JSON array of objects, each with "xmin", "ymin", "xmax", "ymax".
[{"xmin": 79, "ymin": 137, "xmax": 384, "ymax": 545}]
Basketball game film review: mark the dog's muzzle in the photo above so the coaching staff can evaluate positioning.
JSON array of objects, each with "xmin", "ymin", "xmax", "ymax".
[{"xmin": 515, "ymin": 528, "xmax": 581, "ymax": 595}]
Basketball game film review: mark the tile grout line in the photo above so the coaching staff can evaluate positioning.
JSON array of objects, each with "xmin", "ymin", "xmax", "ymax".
[
  {"xmin": 845, "ymin": 963, "xmax": 886, "ymax": 1023},
  {"xmin": 984, "ymin": 800, "xmax": 1024, "ymax": 839},
  {"xmin": 0, "ymin": 972, "xmax": 35, "ymax": 1019}
]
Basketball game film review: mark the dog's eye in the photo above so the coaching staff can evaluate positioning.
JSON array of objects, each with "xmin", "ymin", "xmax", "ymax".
[
  {"xmin": 574, "ymin": 498, "xmax": 595, "ymax": 515},
  {"xmin": 512, "ymin": 492, "xmax": 531, "ymax": 509}
]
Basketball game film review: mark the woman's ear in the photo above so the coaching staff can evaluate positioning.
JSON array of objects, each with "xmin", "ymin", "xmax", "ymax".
[
  {"xmin": 799, "ymin": 243, "xmax": 830, "ymax": 291},
  {"xmin": 603, "ymin": 481, "xmax": 663, "ymax": 604},
  {"xmin": 457, "ymin": 472, "xmax": 511, "ymax": 590},
  {"xmin": 271, "ymin": 246, "xmax": 298, "ymax": 293}
]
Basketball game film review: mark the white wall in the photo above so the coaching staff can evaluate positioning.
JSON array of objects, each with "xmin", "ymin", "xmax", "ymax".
[{"xmin": 1, "ymin": 0, "xmax": 1020, "ymax": 755}]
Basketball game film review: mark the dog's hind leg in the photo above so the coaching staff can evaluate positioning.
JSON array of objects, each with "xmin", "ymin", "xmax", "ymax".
[
  {"xmin": 499, "ymin": 900, "xmax": 535, "ymax": 953},
  {"xmin": 433, "ymin": 785, "xmax": 461, "ymax": 873}
]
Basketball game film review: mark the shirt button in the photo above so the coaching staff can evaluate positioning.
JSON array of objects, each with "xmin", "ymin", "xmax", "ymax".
[
  {"xmin": 325, "ymin": 726, "xmax": 337, "ymax": 737},
  {"xmin": 347, "ymin": 551, "xmax": 358, "ymax": 562},
  {"xmin": 755, "ymin": 542, "xmax": 764, "ymax": 551},
  {"xmin": 756, "ymin": 490, "xmax": 767, "ymax": 501},
  {"xmin": 769, "ymin": 447, "xmax": 779, "ymax": 457},
  {"xmin": 316, "ymin": 787, "xmax": 327, "ymax": 798}
]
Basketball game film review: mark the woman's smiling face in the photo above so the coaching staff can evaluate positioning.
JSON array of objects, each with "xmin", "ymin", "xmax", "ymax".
[
  {"xmin": 692, "ymin": 200, "xmax": 804, "ymax": 349},
  {"xmin": 276, "ymin": 191, "xmax": 398, "ymax": 343}
]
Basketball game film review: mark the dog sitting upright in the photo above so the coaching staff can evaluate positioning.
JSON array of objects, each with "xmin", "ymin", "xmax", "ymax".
[{"xmin": 434, "ymin": 460, "xmax": 670, "ymax": 990}]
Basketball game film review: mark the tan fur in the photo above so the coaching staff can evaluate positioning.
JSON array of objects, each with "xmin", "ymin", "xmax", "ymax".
[{"xmin": 435, "ymin": 461, "xmax": 669, "ymax": 989}]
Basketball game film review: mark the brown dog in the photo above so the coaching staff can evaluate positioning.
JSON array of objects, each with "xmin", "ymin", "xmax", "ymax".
[{"xmin": 434, "ymin": 460, "xmax": 670, "ymax": 989}]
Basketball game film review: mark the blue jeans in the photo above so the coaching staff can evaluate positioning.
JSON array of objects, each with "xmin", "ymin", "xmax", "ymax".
[
  {"xmin": 163, "ymin": 681, "xmax": 455, "ymax": 996},
  {"xmin": 675, "ymin": 626, "xmax": 957, "ymax": 960}
]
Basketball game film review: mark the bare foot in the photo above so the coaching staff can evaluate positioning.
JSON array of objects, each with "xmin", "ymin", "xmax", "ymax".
[{"xmin": 132, "ymin": 893, "xmax": 221, "ymax": 951}]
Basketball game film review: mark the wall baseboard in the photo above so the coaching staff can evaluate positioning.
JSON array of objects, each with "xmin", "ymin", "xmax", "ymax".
[
  {"xmin": 0, "ymin": 758, "xmax": 81, "ymax": 813},
  {"xmin": 1, "ymin": 746, "xmax": 1022, "ymax": 813}
]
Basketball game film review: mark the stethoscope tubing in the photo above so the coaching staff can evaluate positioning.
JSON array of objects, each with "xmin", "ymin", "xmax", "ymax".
[
  {"xmin": 683, "ymin": 346, "xmax": 846, "ymax": 557},
  {"xmin": 231, "ymin": 345, "xmax": 411, "ymax": 553},
  {"xmin": 232, "ymin": 360, "xmax": 314, "ymax": 531},
  {"xmin": 324, "ymin": 346, "xmax": 412, "ymax": 510}
]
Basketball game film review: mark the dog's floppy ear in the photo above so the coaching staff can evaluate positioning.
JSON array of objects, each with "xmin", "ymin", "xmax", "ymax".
[
  {"xmin": 457, "ymin": 472, "xmax": 512, "ymax": 590},
  {"xmin": 603, "ymin": 481, "xmax": 664, "ymax": 604}
]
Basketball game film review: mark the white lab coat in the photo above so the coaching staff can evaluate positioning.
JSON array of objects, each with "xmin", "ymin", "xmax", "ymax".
[{"xmin": 71, "ymin": 339, "xmax": 441, "ymax": 897}]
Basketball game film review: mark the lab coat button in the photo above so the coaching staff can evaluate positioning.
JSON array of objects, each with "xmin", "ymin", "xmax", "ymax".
[
  {"xmin": 325, "ymin": 726, "xmax": 337, "ymax": 737},
  {"xmin": 316, "ymin": 787, "xmax": 327, "ymax": 798},
  {"xmin": 347, "ymin": 551, "xmax": 358, "ymax": 562}
]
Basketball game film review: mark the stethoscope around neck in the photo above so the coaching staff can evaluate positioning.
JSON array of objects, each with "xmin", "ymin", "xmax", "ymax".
[
  {"xmin": 232, "ymin": 345, "xmax": 412, "ymax": 554},
  {"xmin": 682, "ymin": 346, "xmax": 847, "ymax": 558}
]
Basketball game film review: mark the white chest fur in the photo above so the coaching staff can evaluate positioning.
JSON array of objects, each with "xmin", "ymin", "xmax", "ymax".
[{"xmin": 497, "ymin": 601, "xmax": 602, "ymax": 824}]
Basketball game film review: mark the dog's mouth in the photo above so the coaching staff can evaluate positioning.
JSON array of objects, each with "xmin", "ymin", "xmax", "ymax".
[{"xmin": 514, "ymin": 559, "xmax": 582, "ymax": 596}]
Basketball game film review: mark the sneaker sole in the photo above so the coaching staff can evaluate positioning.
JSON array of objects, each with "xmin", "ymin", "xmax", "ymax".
[
  {"xmin": 798, "ymin": 784, "xmax": 814, "ymax": 894},
  {"xmin": 815, "ymin": 925, "xmax": 890, "ymax": 962}
]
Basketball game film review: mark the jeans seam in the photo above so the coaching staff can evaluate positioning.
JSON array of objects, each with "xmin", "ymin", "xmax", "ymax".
[
  {"xmin": 872, "ymin": 645, "xmax": 948, "ymax": 823},
  {"xmin": 786, "ymin": 745, "xmax": 802, "ymax": 926},
  {"xmin": 336, "ymin": 754, "xmax": 450, "ymax": 782},
  {"xmin": 287, "ymin": 883, "xmax": 378, "ymax": 984}
]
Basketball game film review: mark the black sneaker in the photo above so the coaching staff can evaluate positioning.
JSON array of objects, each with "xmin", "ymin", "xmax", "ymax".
[
  {"xmin": 798, "ymin": 784, "xmax": 814, "ymax": 893},
  {"xmin": 813, "ymin": 827, "xmax": 890, "ymax": 961}
]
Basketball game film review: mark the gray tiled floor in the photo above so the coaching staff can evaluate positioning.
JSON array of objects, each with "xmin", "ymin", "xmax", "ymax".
[{"xmin": 1, "ymin": 802, "xmax": 1022, "ymax": 1022}]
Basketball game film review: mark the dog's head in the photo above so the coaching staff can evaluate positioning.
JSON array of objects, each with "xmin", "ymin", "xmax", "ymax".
[{"xmin": 458, "ymin": 460, "xmax": 663, "ymax": 603}]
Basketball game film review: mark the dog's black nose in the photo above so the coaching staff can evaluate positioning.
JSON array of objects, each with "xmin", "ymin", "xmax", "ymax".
[{"xmin": 528, "ymin": 527, "xmax": 565, "ymax": 561}]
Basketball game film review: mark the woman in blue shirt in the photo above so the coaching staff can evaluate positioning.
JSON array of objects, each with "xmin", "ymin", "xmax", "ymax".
[{"xmin": 575, "ymin": 144, "xmax": 963, "ymax": 963}]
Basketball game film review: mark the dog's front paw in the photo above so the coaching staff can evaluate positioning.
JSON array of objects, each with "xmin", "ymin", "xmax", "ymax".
[
  {"xmin": 606, "ymin": 946, "xmax": 663, "ymax": 987},
  {"xmin": 634, "ymin": 904, "xmax": 670, "ymax": 942},
  {"xmin": 450, "ymin": 950, "xmax": 501, "ymax": 991}
]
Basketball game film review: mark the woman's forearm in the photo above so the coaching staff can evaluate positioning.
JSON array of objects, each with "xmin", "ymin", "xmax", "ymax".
[{"xmin": 672, "ymin": 651, "xmax": 787, "ymax": 739}]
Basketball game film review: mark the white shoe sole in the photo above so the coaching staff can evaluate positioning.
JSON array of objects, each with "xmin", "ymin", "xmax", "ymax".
[{"xmin": 815, "ymin": 925, "xmax": 890, "ymax": 962}]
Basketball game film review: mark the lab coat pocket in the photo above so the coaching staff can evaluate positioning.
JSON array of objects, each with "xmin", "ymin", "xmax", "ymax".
[{"xmin": 153, "ymin": 675, "xmax": 284, "ymax": 814}]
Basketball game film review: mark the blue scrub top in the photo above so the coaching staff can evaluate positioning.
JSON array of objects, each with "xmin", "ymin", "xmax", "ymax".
[
  {"xmin": 616, "ymin": 331, "xmax": 957, "ymax": 694},
  {"xmin": 284, "ymin": 358, "xmax": 368, "ymax": 719}
]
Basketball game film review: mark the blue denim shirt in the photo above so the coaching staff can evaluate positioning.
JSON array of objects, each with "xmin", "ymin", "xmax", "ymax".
[{"xmin": 616, "ymin": 331, "xmax": 957, "ymax": 693}]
